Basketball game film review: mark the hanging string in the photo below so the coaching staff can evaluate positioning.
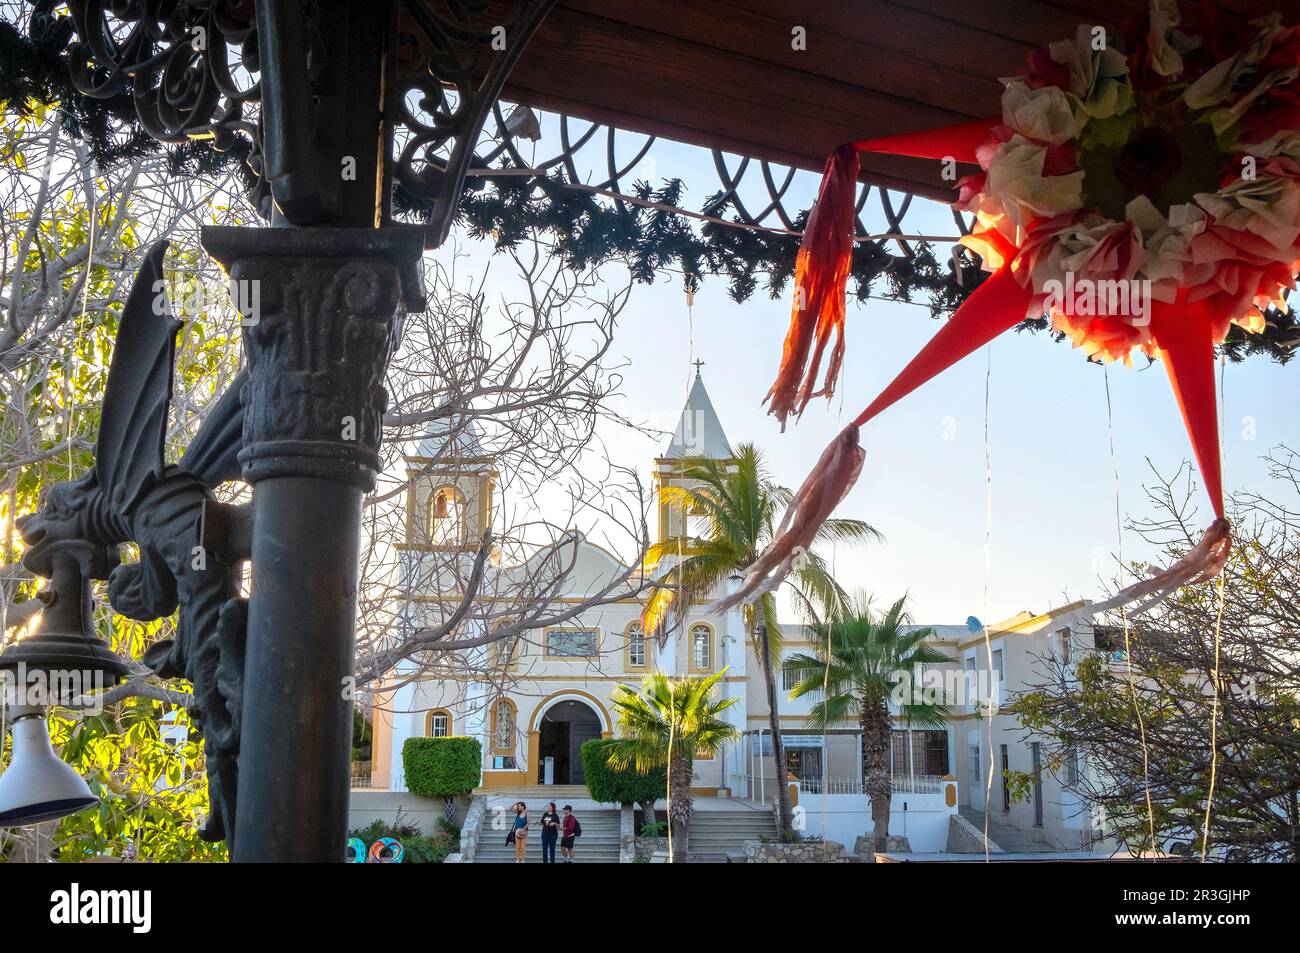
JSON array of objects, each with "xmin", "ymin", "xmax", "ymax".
[
  {"xmin": 1201, "ymin": 574, "xmax": 1226, "ymax": 860},
  {"xmin": 670, "ymin": 286, "xmax": 695, "ymax": 639},
  {"xmin": 1201, "ymin": 355, "xmax": 1229, "ymax": 861},
  {"xmin": 1104, "ymin": 365, "xmax": 1157, "ymax": 857},
  {"xmin": 821, "ymin": 541, "xmax": 835, "ymax": 842},
  {"xmin": 666, "ymin": 679, "xmax": 676, "ymax": 863},
  {"xmin": 664, "ymin": 288, "xmax": 696, "ymax": 859},
  {"xmin": 980, "ymin": 343, "xmax": 995, "ymax": 863}
]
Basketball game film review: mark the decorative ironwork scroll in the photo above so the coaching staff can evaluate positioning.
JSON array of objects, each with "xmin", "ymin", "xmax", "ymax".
[{"xmin": 393, "ymin": 0, "xmax": 559, "ymax": 246}]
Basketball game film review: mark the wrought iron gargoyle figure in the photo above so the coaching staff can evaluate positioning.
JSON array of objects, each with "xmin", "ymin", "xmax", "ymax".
[{"xmin": 20, "ymin": 241, "xmax": 248, "ymax": 846}]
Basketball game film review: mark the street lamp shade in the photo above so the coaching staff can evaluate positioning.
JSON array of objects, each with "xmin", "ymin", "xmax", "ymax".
[{"xmin": 0, "ymin": 712, "xmax": 97, "ymax": 827}]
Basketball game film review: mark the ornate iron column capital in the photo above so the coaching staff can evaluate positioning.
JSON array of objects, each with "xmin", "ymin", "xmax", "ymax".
[{"xmin": 202, "ymin": 226, "xmax": 426, "ymax": 491}]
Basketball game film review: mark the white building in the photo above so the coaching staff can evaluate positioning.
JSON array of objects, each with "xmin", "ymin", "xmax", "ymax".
[{"xmin": 365, "ymin": 371, "xmax": 1108, "ymax": 854}]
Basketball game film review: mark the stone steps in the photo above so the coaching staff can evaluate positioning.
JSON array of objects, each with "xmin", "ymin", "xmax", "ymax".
[
  {"xmin": 683, "ymin": 808, "xmax": 776, "ymax": 858},
  {"xmin": 956, "ymin": 807, "xmax": 1056, "ymax": 852},
  {"xmin": 473, "ymin": 808, "xmax": 622, "ymax": 863}
]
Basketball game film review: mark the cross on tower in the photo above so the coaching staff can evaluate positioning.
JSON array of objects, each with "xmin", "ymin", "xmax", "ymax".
[{"xmin": 692, "ymin": 358, "xmax": 705, "ymax": 377}]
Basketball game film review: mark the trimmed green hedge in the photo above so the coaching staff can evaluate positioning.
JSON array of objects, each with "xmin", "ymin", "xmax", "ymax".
[
  {"xmin": 580, "ymin": 738, "xmax": 667, "ymax": 805},
  {"xmin": 402, "ymin": 736, "xmax": 481, "ymax": 798}
]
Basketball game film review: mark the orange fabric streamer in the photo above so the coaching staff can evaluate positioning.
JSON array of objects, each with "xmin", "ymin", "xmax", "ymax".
[
  {"xmin": 766, "ymin": 143, "xmax": 860, "ymax": 428},
  {"xmin": 1084, "ymin": 518, "xmax": 1233, "ymax": 618},
  {"xmin": 766, "ymin": 119, "xmax": 1001, "ymax": 429}
]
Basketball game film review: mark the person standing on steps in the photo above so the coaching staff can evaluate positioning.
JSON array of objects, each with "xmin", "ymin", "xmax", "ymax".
[
  {"xmin": 508, "ymin": 801, "xmax": 529, "ymax": 863},
  {"xmin": 559, "ymin": 805, "xmax": 581, "ymax": 863},
  {"xmin": 539, "ymin": 802, "xmax": 561, "ymax": 864}
]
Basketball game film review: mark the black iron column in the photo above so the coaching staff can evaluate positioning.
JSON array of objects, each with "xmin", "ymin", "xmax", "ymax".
[
  {"xmin": 21, "ymin": 0, "xmax": 558, "ymax": 862},
  {"xmin": 203, "ymin": 227, "xmax": 424, "ymax": 862}
]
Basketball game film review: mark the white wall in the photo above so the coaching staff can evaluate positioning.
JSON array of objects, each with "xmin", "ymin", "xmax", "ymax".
[{"xmin": 797, "ymin": 789, "xmax": 956, "ymax": 853}]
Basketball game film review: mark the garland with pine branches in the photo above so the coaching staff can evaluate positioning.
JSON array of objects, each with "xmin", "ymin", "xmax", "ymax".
[{"xmin": 2, "ymin": 19, "xmax": 1293, "ymax": 362}]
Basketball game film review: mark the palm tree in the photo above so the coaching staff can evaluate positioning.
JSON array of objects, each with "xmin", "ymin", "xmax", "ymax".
[
  {"xmin": 641, "ymin": 442, "xmax": 880, "ymax": 830},
  {"xmin": 605, "ymin": 670, "xmax": 739, "ymax": 860},
  {"xmin": 787, "ymin": 594, "xmax": 952, "ymax": 851}
]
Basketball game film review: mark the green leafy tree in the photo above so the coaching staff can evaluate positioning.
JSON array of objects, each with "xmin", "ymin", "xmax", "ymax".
[
  {"xmin": 605, "ymin": 670, "xmax": 738, "ymax": 860},
  {"xmin": 640, "ymin": 442, "xmax": 879, "ymax": 830},
  {"xmin": 787, "ymin": 594, "xmax": 952, "ymax": 850},
  {"xmin": 1010, "ymin": 452, "xmax": 1300, "ymax": 861},
  {"xmin": 0, "ymin": 97, "xmax": 249, "ymax": 862},
  {"xmin": 580, "ymin": 737, "xmax": 666, "ymax": 823}
]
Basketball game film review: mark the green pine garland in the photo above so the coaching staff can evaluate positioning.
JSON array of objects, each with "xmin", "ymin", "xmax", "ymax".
[{"xmin": 3, "ymin": 18, "xmax": 1293, "ymax": 362}]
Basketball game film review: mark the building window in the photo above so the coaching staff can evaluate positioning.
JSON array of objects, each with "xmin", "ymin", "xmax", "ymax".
[
  {"xmin": 784, "ymin": 746, "xmax": 821, "ymax": 780},
  {"xmin": 991, "ymin": 648, "xmax": 1004, "ymax": 682},
  {"xmin": 1092, "ymin": 625, "xmax": 1128, "ymax": 663},
  {"xmin": 890, "ymin": 729, "xmax": 949, "ymax": 776},
  {"xmin": 545, "ymin": 628, "xmax": 598, "ymax": 658},
  {"xmin": 1065, "ymin": 744, "xmax": 1081, "ymax": 787},
  {"xmin": 969, "ymin": 744, "xmax": 981, "ymax": 785},
  {"xmin": 781, "ymin": 662, "xmax": 809, "ymax": 693},
  {"xmin": 489, "ymin": 698, "xmax": 517, "ymax": 757},
  {"xmin": 426, "ymin": 709, "xmax": 452, "ymax": 738},
  {"xmin": 494, "ymin": 634, "xmax": 520, "ymax": 670},
  {"xmin": 1000, "ymin": 744, "xmax": 1011, "ymax": 811},
  {"xmin": 626, "ymin": 622, "xmax": 647, "ymax": 669},
  {"xmin": 1057, "ymin": 627, "xmax": 1073, "ymax": 665},
  {"xmin": 428, "ymin": 484, "xmax": 467, "ymax": 546},
  {"xmin": 690, "ymin": 624, "xmax": 713, "ymax": 671}
]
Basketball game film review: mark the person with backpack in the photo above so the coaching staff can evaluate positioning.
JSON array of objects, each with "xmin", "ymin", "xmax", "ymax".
[{"xmin": 559, "ymin": 805, "xmax": 581, "ymax": 863}]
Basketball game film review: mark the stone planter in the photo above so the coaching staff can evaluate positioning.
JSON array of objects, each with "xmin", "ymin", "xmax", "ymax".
[
  {"xmin": 635, "ymin": 837, "xmax": 669, "ymax": 862},
  {"xmin": 742, "ymin": 840, "xmax": 849, "ymax": 863},
  {"xmin": 853, "ymin": 834, "xmax": 911, "ymax": 860}
]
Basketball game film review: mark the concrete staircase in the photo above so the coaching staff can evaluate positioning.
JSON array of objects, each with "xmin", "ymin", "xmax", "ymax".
[
  {"xmin": 957, "ymin": 807, "xmax": 1055, "ymax": 853},
  {"xmin": 474, "ymin": 801, "xmax": 622, "ymax": 864},
  {"xmin": 687, "ymin": 804, "xmax": 777, "ymax": 861}
]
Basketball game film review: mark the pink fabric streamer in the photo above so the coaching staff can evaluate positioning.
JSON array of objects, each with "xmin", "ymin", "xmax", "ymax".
[
  {"xmin": 710, "ymin": 425, "xmax": 865, "ymax": 613},
  {"xmin": 1043, "ymin": 519, "xmax": 1233, "ymax": 638},
  {"xmin": 1082, "ymin": 518, "xmax": 1233, "ymax": 619}
]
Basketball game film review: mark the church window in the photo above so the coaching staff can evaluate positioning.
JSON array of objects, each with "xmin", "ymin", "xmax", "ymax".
[
  {"xmin": 489, "ymin": 698, "xmax": 517, "ymax": 763},
  {"xmin": 690, "ymin": 624, "xmax": 713, "ymax": 671},
  {"xmin": 626, "ymin": 622, "xmax": 647, "ymax": 669},
  {"xmin": 426, "ymin": 709, "xmax": 451, "ymax": 738}
]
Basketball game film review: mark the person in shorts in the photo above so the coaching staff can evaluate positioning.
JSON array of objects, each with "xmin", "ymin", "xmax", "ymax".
[{"xmin": 560, "ymin": 805, "xmax": 579, "ymax": 862}]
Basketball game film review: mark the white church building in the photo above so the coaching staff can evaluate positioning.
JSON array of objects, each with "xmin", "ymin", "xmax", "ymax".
[{"xmin": 364, "ymin": 371, "xmax": 1108, "ymax": 853}]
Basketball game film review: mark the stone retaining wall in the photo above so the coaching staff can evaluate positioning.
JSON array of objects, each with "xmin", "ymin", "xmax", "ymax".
[
  {"xmin": 742, "ymin": 839, "xmax": 849, "ymax": 863},
  {"xmin": 445, "ymin": 795, "xmax": 487, "ymax": 863}
]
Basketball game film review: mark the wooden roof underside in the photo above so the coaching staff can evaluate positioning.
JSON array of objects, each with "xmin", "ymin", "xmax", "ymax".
[{"xmin": 494, "ymin": 0, "xmax": 1292, "ymax": 203}]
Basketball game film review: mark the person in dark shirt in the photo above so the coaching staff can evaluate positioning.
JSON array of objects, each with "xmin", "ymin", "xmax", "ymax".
[
  {"xmin": 539, "ymin": 802, "xmax": 561, "ymax": 864},
  {"xmin": 560, "ymin": 805, "xmax": 579, "ymax": 863}
]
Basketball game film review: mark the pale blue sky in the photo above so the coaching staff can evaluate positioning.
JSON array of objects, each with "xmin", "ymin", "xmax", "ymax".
[{"xmin": 444, "ymin": 131, "xmax": 1300, "ymax": 625}]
